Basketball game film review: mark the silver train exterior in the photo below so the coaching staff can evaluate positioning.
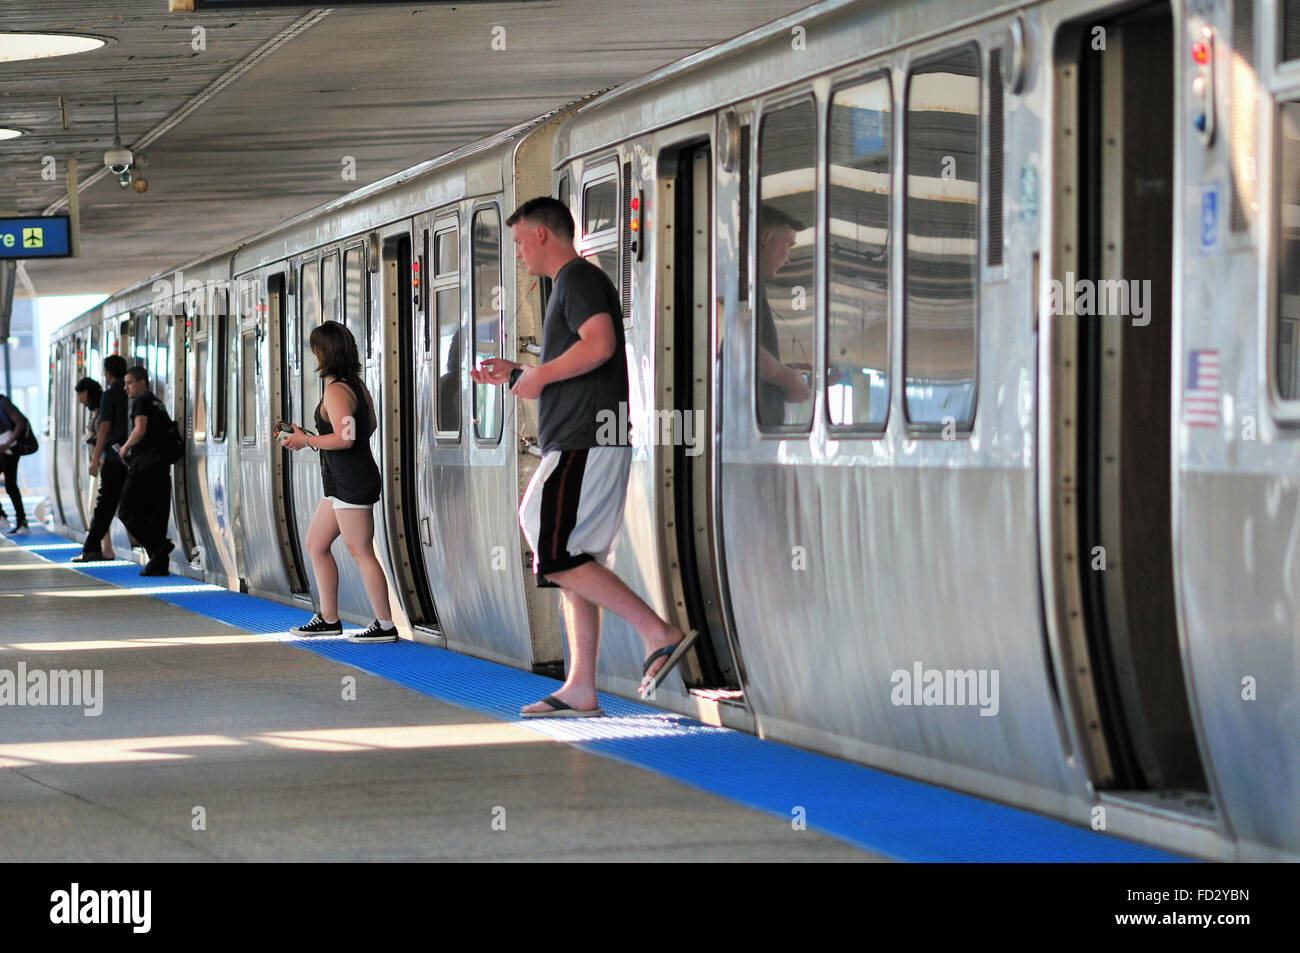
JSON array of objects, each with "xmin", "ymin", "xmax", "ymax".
[{"xmin": 46, "ymin": 0, "xmax": 1297, "ymax": 861}]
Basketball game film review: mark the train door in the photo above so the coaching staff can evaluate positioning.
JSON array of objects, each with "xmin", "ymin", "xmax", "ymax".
[
  {"xmin": 268, "ymin": 273, "xmax": 309, "ymax": 593},
  {"xmin": 68, "ymin": 332, "xmax": 90, "ymax": 531},
  {"xmin": 168, "ymin": 301, "xmax": 198, "ymax": 564},
  {"xmin": 380, "ymin": 227, "xmax": 439, "ymax": 629},
  {"xmin": 50, "ymin": 341, "xmax": 67, "ymax": 525},
  {"xmin": 1047, "ymin": 4, "xmax": 1210, "ymax": 804},
  {"xmin": 655, "ymin": 140, "xmax": 741, "ymax": 690}
]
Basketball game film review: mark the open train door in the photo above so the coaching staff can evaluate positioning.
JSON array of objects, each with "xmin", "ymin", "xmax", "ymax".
[
  {"xmin": 651, "ymin": 138, "xmax": 746, "ymax": 706},
  {"xmin": 1044, "ymin": 3, "xmax": 1212, "ymax": 813}
]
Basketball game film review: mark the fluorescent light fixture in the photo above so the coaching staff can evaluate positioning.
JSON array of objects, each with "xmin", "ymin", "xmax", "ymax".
[
  {"xmin": 0, "ymin": 129, "xmax": 21, "ymax": 141},
  {"xmin": 0, "ymin": 33, "xmax": 107, "ymax": 63}
]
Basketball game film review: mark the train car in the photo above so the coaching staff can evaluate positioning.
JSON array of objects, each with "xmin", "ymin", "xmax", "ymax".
[
  {"xmin": 45, "ymin": 0, "xmax": 1297, "ymax": 861},
  {"xmin": 549, "ymin": 0, "xmax": 1298, "ymax": 860},
  {"xmin": 47, "ymin": 252, "xmax": 235, "ymax": 580}
]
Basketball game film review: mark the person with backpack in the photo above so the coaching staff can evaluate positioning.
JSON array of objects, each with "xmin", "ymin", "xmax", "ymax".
[
  {"xmin": 117, "ymin": 365, "xmax": 177, "ymax": 576},
  {"xmin": 0, "ymin": 392, "xmax": 35, "ymax": 535}
]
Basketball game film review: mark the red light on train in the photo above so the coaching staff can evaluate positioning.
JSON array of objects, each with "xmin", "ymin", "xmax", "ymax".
[
  {"xmin": 630, "ymin": 197, "xmax": 640, "ymax": 211},
  {"xmin": 1191, "ymin": 40, "xmax": 1208, "ymax": 64}
]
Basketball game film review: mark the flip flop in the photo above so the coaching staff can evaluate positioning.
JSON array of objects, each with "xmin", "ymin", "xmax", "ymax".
[
  {"xmin": 520, "ymin": 694, "xmax": 604, "ymax": 719},
  {"xmin": 638, "ymin": 630, "xmax": 700, "ymax": 696}
]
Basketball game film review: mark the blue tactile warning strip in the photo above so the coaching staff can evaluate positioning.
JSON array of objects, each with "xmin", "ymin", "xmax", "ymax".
[{"xmin": 7, "ymin": 525, "xmax": 1190, "ymax": 862}]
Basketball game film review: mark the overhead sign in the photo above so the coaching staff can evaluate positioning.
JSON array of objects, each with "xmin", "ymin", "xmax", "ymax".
[
  {"xmin": 178, "ymin": 1, "xmax": 513, "ymax": 8},
  {"xmin": 0, "ymin": 216, "xmax": 72, "ymax": 260}
]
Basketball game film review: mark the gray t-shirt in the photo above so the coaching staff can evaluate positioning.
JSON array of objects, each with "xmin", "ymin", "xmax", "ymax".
[{"xmin": 537, "ymin": 257, "xmax": 629, "ymax": 452}]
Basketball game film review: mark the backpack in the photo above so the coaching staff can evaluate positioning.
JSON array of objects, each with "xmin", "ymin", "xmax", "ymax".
[
  {"xmin": 145, "ymin": 394, "xmax": 185, "ymax": 466},
  {"xmin": 0, "ymin": 395, "xmax": 38, "ymax": 456}
]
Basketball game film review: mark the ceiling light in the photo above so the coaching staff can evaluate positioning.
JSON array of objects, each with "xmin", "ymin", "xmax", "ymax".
[
  {"xmin": 0, "ymin": 129, "xmax": 21, "ymax": 141},
  {"xmin": 0, "ymin": 33, "xmax": 107, "ymax": 63}
]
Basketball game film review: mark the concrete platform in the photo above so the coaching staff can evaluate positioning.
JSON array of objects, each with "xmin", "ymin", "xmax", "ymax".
[{"xmin": 0, "ymin": 538, "xmax": 874, "ymax": 862}]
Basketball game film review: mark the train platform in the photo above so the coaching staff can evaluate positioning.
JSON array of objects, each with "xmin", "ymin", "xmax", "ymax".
[{"xmin": 0, "ymin": 525, "xmax": 1190, "ymax": 863}]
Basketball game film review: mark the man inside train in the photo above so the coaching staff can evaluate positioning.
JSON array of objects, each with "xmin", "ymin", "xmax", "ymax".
[
  {"xmin": 471, "ymin": 196, "xmax": 697, "ymax": 717},
  {"xmin": 755, "ymin": 204, "xmax": 813, "ymax": 426}
]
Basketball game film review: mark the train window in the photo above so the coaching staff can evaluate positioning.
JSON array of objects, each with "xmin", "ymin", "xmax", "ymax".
[
  {"xmin": 827, "ymin": 75, "xmax": 892, "ymax": 432},
  {"xmin": 300, "ymin": 260, "xmax": 321, "ymax": 333},
  {"xmin": 472, "ymin": 206, "xmax": 503, "ymax": 442},
  {"xmin": 343, "ymin": 246, "xmax": 365, "ymax": 352},
  {"xmin": 240, "ymin": 329, "xmax": 258, "ymax": 444},
  {"xmin": 558, "ymin": 173, "xmax": 570, "ymax": 210},
  {"xmin": 755, "ymin": 97, "xmax": 818, "ymax": 431},
  {"xmin": 739, "ymin": 121, "xmax": 751, "ymax": 299},
  {"xmin": 1277, "ymin": 101, "xmax": 1300, "ymax": 401},
  {"xmin": 433, "ymin": 222, "xmax": 461, "ymax": 437},
  {"xmin": 583, "ymin": 178, "xmax": 617, "ymax": 235},
  {"xmin": 435, "ymin": 228, "xmax": 458, "ymax": 276},
  {"xmin": 194, "ymin": 334, "xmax": 209, "ymax": 441},
  {"xmin": 904, "ymin": 44, "xmax": 980, "ymax": 431},
  {"xmin": 212, "ymin": 310, "xmax": 228, "ymax": 442},
  {"xmin": 321, "ymin": 252, "xmax": 341, "ymax": 324},
  {"xmin": 300, "ymin": 259, "xmax": 320, "ymax": 409},
  {"xmin": 153, "ymin": 309, "xmax": 168, "ymax": 405},
  {"xmin": 1284, "ymin": 1, "xmax": 1300, "ymax": 62}
]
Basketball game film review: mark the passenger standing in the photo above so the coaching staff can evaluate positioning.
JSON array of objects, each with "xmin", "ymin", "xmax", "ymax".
[
  {"xmin": 0, "ymin": 392, "xmax": 32, "ymax": 534},
  {"xmin": 71, "ymin": 377, "xmax": 117, "ymax": 560},
  {"xmin": 470, "ymin": 196, "xmax": 697, "ymax": 718},
  {"xmin": 279, "ymin": 320, "xmax": 397, "ymax": 643},
  {"xmin": 72, "ymin": 356, "xmax": 130, "ymax": 562},
  {"xmin": 117, "ymin": 366, "xmax": 175, "ymax": 577}
]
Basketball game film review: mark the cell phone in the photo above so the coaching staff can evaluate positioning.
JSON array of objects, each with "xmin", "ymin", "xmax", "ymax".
[
  {"xmin": 508, "ymin": 367, "xmax": 524, "ymax": 388},
  {"xmin": 275, "ymin": 419, "xmax": 293, "ymax": 435}
]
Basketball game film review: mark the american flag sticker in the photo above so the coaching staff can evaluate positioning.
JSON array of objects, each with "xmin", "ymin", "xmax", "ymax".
[{"xmin": 1185, "ymin": 349, "xmax": 1220, "ymax": 428}]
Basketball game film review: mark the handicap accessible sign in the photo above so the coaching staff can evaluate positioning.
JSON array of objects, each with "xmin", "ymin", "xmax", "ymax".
[{"xmin": 0, "ymin": 216, "xmax": 72, "ymax": 259}]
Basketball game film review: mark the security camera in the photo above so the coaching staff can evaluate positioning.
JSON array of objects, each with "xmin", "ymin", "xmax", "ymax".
[
  {"xmin": 118, "ymin": 169, "xmax": 132, "ymax": 189},
  {"xmin": 104, "ymin": 145, "xmax": 133, "ymax": 175}
]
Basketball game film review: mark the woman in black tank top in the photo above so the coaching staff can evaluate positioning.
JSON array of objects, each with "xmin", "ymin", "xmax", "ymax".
[{"xmin": 277, "ymin": 321, "xmax": 396, "ymax": 643}]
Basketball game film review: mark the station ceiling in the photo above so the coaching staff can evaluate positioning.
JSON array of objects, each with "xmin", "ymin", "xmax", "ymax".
[{"xmin": 2, "ymin": 0, "xmax": 808, "ymax": 299}]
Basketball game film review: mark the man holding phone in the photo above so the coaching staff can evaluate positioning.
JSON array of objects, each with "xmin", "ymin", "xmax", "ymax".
[{"xmin": 471, "ymin": 196, "xmax": 696, "ymax": 718}]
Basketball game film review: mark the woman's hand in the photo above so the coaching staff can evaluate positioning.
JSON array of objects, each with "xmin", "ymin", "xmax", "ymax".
[{"xmin": 280, "ymin": 424, "xmax": 310, "ymax": 452}]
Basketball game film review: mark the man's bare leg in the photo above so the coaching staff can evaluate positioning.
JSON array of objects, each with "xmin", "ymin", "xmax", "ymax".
[
  {"xmin": 538, "ymin": 561, "xmax": 689, "ymax": 693},
  {"xmin": 522, "ymin": 586, "xmax": 601, "ymax": 713}
]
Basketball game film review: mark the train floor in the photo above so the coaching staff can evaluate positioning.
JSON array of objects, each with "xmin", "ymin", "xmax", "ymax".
[{"xmin": 0, "ymin": 523, "xmax": 1189, "ymax": 862}]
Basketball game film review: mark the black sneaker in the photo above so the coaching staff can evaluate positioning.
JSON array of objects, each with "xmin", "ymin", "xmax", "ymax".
[
  {"xmin": 292, "ymin": 613, "xmax": 342, "ymax": 636},
  {"xmin": 347, "ymin": 620, "xmax": 398, "ymax": 643},
  {"xmin": 70, "ymin": 551, "xmax": 107, "ymax": 563}
]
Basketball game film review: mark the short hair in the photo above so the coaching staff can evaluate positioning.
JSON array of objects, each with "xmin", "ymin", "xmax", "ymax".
[
  {"xmin": 759, "ymin": 203, "xmax": 806, "ymax": 234},
  {"xmin": 309, "ymin": 320, "xmax": 361, "ymax": 380},
  {"xmin": 75, "ymin": 376, "xmax": 103, "ymax": 406},
  {"xmin": 104, "ymin": 355, "xmax": 127, "ymax": 379},
  {"xmin": 506, "ymin": 196, "xmax": 575, "ymax": 241},
  {"xmin": 125, "ymin": 365, "xmax": 149, "ymax": 385}
]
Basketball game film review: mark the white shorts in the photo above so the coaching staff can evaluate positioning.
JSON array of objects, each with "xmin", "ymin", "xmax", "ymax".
[
  {"xmin": 327, "ymin": 496, "xmax": 372, "ymax": 511},
  {"xmin": 519, "ymin": 446, "xmax": 631, "ymax": 587}
]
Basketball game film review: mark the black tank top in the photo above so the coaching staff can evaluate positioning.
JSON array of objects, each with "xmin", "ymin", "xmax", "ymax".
[{"xmin": 314, "ymin": 375, "xmax": 381, "ymax": 505}]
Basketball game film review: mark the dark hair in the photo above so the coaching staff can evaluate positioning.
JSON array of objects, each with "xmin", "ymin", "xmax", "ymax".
[
  {"xmin": 75, "ymin": 376, "xmax": 103, "ymax": 406},
  {"xmin": 104, "ymin": 355, "xmax": 127, "ymax": 380},
  {"xmin": 309, "ymin": 320, "xmax": 361, "ymax": 380},
  {"xmin": 759, "ymin": 203, "xmax": 806, "ymax": 234},
  {"xmin": 506, "ymin": 196, "xmax": 575, "ymax": 241},
  {"xmin": 125, "ymin": 365, "xmax": 149, "ymax": 385}
]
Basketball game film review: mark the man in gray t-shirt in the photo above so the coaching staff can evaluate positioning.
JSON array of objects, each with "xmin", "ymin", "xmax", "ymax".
[
  {"xmin": 536, "ymin": 255, "xmax": 629, "ymax": 451},
  {"xmin": 471, "ymin": 196, "xmax": 696, "ymax": 718}
]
